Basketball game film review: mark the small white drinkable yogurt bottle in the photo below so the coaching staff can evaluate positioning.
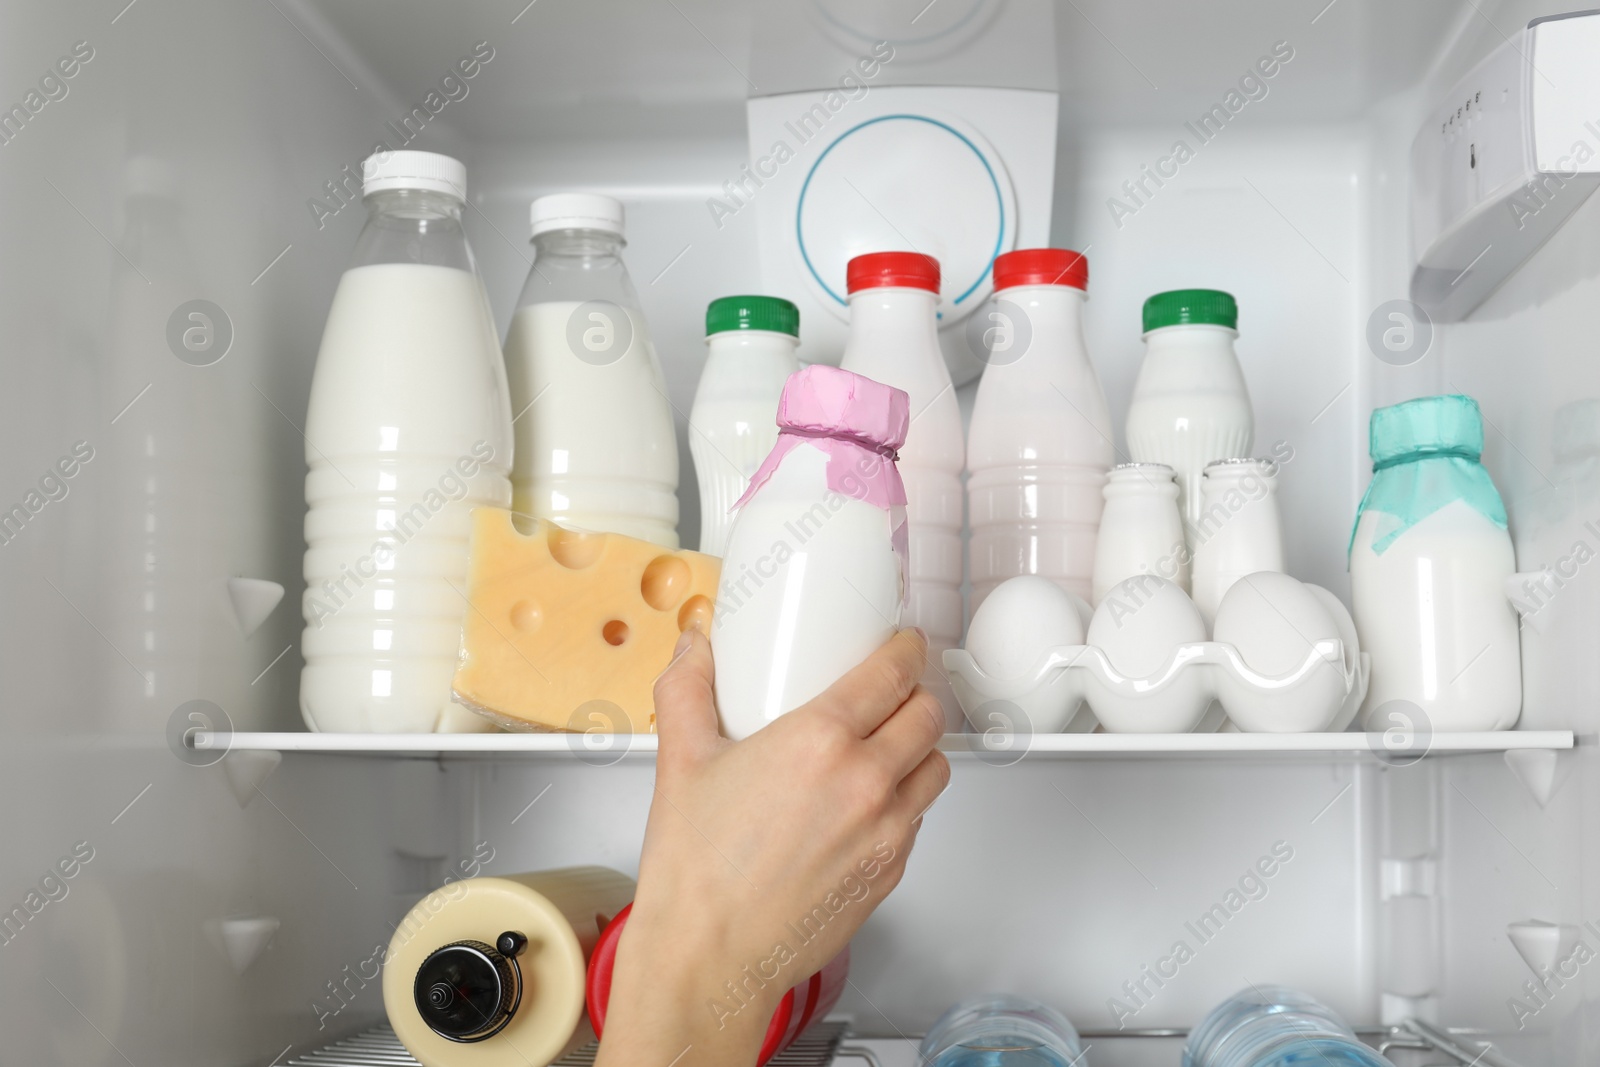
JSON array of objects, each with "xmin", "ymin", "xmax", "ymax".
[{"xmin": 712, "ymin": 365, "xmax": 910, "ymax": 740}]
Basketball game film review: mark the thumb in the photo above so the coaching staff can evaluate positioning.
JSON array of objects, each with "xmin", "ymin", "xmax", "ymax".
[{"xmin": 652, "ymin": 626, "xmax": 720, "ymax": 762}]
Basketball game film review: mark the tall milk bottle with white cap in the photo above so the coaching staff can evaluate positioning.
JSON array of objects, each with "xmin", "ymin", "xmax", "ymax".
[
  {"xmin": 839, "ymin": 252, "xmax": 963, "ymax": 726},
  {"xmin": 502, "ymin": 194, "xmax": 680, "ymax": 547},
  {"xmin": 301, "ymin": 151, "xmax": 513, "ymax": 733},
  {"xmin": 967, "ymin": 248, "xmax": 1113, "ymax": 610}
]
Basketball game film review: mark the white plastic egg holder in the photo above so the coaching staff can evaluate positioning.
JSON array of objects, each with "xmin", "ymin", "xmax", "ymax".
[{"xmin": 945, "ymin": 574, "xmax": 1370, "ymax": 734}]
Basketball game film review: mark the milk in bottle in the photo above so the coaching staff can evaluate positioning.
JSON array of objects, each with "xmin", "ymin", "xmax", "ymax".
[
  {"xmin": 1125, "ymin": 289, "xmax": 1254, "ymax": 535},
  {"xmin": 1350, "ymin": 395, "xmax": 1520, "ymax": 732},
  {"xmin": 967, "ymin": 248, "xmax": 1113, "ymax": 609},
  {"xmin": 839, "ymin": 252, "xmax": 962, "ymax": 725},
  {"xmin": 688, "ymin": 296, "xmax": 800, "ymax": 556},
  {"xmin": 301, "ymin": 151, "xmax": 513, "ymax": 733},
  {"xmin": 712, "ymin": 366, "xmax": 908, "ymax": 741},
  {"xmin": 502, "ymin": 193, "xmax": 679, "ymax": 547}
]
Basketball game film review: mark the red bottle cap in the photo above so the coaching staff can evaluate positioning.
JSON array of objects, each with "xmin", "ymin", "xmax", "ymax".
[
  {"xmin": 846, "ymin": 252, "xmax": 941, "ymax": 294},
  {"xmin": 993, "ymin": 248, "xmax": 1089, "ymax": 292}
]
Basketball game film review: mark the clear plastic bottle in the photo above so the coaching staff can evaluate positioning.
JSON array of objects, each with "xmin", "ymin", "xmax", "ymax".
[
  {"xmin": 502, "ymin": 193, "xmax": 679, "ymax": 547},
  {"xmin": 1184, "ymin": 986, "xmax": 1392, "ymax": 1067},
  {"xmin": 301, "ymin": 151, "xmax": 513, "ymax": 733},
  {"xmin": 1125, "ymin": 289, "xmax": 1254, "ymax": 536},
  {"xmin": 919, "ymin": 994, "xmax": 1084, "ymax": 1067},
  {"xmin": 839, "ymin": 251, "xmax": 963, "ymax": 725},
  {"xmin": 688, "ymin": 296, "xmax": 800, "ymax": 556},
  {"xmin": 969, "ymin": 248, "xmax": 1113, "ymax": 610}
]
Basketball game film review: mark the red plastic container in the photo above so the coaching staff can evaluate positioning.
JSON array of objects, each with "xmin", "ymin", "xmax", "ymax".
[{"xmin": 585, "ymin": 903, "xmax": 850, "ymax": 1065}]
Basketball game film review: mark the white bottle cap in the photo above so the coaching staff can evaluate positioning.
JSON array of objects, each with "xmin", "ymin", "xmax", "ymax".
[
  {"xmin": 530, "ymin": 193, "xmax": 625, "ymax": 238},
  {"xmin": 361, "ymin": 150, "xmax": 467, "ymax": 200}
]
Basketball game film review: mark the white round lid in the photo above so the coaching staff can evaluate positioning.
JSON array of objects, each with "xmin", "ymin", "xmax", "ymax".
[
  {"xmin": 361, "ymin": 150, "xmax": 467, "ymax": 200},
  {"xmin": 530, "ymin": 192, "xmax": 625, "ymax": 237}
]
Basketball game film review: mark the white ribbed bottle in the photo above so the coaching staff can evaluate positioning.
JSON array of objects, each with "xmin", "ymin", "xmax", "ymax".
[
  {"xmin": 1124, "ymin": 289, "xmax": 1253, "ymax": 539},
  {"xmin": 688, "ymin": 296, "xmax": 800, "ymax": 556},
  {"xmin": 301, "ymin": 151, "xmax": 512, "ymax": 733},
  {"xmin": 839, "ymin": 252, "xmax": 964, "ymax": 726}
]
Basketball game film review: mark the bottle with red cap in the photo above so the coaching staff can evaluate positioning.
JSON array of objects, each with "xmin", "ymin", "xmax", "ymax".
[
  {"xmin": 839, "ymin": 251, "xmax": 964, "ymax": 727},
  {"xmin": 967, "ymin": 248, "xmax": 1113, "ymax": 612}
]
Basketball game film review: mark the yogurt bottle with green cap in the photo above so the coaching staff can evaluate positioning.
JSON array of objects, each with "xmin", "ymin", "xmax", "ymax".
[
  {"xmin": 1350, "ymin": 394, "xmax": 1521, "ymax": 732},
  {"xmin": 688, "ymin": 295, "xmax": 801, "ymax": 555},
  {"xmin": 1125, "ymin": 289, "xmax": 1254, "ymax": 535}
]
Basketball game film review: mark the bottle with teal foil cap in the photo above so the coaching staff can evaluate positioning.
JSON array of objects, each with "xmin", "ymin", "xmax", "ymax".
[
  {"xmin": 1184, "ymin": 987, "xmax": 1393, "ymax": 1067},
  {"xmin": 1350, "ymin": 395, "xmax": 1521, "ymax": 732}
]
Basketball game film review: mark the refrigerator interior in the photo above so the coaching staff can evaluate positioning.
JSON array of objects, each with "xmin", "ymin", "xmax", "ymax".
[{"xmin": 0, "ymin": 1, "xmax": 1594, "ymax": 1064}]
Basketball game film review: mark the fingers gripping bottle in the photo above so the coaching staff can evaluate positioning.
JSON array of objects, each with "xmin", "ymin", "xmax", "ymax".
[
  {"xmin": 711, "ymin": 365, "xmax": 909, "ymax": 740},
  {"xmin": 839, "ymin": 252, "xmax": 963, "ymax": 727},
  {"xmin": 301, "ymin": 151, "xmax": 513, "ymax": 733}
]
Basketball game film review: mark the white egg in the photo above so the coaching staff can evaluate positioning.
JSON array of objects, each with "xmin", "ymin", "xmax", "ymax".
[
  {"xmin": 1088, "ymin": 575, "xmax": 1207, "ymax": 678},
  {"xmin": 1213, "ymin": 572, "xmax": 1340, "ymax": 676},
  {"xmin": 1303, "ymin": 583, "xmax": 1359, "ymax": 666},
  {"xmin": 965, "ymin": 576, "xmax": 1087, "ymax": 680}
]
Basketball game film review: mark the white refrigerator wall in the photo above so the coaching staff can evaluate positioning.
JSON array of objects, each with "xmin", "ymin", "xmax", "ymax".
[{"xmin": 0, "ymin": 1, "xmax": 1590, "ymax": 1065}]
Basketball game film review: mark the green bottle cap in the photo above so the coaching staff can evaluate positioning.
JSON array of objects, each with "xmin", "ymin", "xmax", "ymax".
[
  {"xmin": 706, "ymin": 295, "xmax": 799, "ymax": 338},
  {"xmin": 1142, "ymin": 289, "xmax": 1238, "ymax": 333}
]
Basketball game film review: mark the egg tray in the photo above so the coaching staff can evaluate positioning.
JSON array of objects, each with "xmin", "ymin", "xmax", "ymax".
[{"xmin": 942, "ymin": 641, "xmax": 1370, "ymax": 734}]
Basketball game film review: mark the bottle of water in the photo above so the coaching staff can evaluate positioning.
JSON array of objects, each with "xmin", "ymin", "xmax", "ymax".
[
  {"xmin": 1184, "ymin": 987, "xmax": 1393, "ymax": 1067},
  {"xmin": 919, "ymin": 994, "xmax": 1083, "ymax": 1067}
]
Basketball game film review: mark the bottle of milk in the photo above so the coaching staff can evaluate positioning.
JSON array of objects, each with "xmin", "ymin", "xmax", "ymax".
[
  {"xmin": 688, "ymin": 296, "xmax": 800, "ymax": 556},
  {"xmin": 502, "ymin": 193, "xmax": 679, "ymax": 547},
  {"xmin": 1125, "ymin": 289, "xmax": 1254, "ymax": 536},
  {"xmin": 301, "ymin": 151, "xmax": 513, "ymax": 733},
  {"xmin": 1190, "ymin": 458, "xmax": 1285, "ymax": 625},
  {"xmin": 839, "ymin": 252, "xmax": 962, "ymax": 725},
  {"xmin": 1093, "ymin": 463, "xmax": 1187, "ymax": 604},
  {"xmin": 967, "ymin": 248, "xmax": 1113, "ymax": 610},
  {"xmin": 712, "ymin": 365, "xmax": 909, "ymax": 741},
  {"xmin": 1350, "ymin": 395, "xmax": 1521, "ymax": 732}
]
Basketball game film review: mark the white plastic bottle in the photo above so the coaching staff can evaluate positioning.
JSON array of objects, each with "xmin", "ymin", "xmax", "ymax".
[
  {"xmin": 839, "ymin": 252, "xmax": 962, "ymax": 722},
  {"xmin": 301, "ymin": 151, "xmax": 513, "ymax": 733},
  {"xmin": 1351, "ymin": 395, "xmax": 1521, "ymax": 732},
  {"xmin": 1190, "ymin": 458, "xmax": 1284, "ymax": 625},
  {"xmin": 1092, "ymin": 463, "xmax": 1187, "ymax": 604},
  {"xmin": 968, "ymin": 248, "xmax": 1113, "ymax": 610},
  {"xmin": 688, "ymin": 295, "xmax": 800, "ymax": 556},
  {"xmin": 712, "ymin": 365, "xmax": 909, "ymax": 741},
  {"xmin": 502, "ymin": 193, "xmax": 679, "ymax": 547},
  {"xmin": 1125, "ymin": 289, "xmax": 1254, "ymax": 534}
]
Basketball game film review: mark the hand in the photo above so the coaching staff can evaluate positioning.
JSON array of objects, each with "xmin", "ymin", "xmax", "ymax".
[{"xmin": 594, "ymin": 626, "xmax": 949, "ymax": 1067}]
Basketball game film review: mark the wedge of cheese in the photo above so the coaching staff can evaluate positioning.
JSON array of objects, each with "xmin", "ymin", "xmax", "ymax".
[{"xmin": 452, "ymin": 509, "xmax": 720, "ymax": 732}]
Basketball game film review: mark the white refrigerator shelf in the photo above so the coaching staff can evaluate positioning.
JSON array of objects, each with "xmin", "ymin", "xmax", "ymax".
[{"xmin": 205, "ymin": 729, "xmax": 1574, "ymax": 760}]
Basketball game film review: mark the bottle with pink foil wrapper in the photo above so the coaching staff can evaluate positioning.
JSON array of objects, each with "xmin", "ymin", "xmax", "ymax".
[{"xmin": 712, "ymin": 364, "xmax": 910, "ymax": 740}]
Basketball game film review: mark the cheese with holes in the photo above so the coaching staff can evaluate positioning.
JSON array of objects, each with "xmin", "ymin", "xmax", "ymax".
[{"xmin": 452, "ymin": 509, "xmax": 720, "ymax": 731}]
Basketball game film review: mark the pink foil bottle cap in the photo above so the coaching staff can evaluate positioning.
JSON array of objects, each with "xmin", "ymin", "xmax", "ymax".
[{"xmin": 775, "ymin": 364, "xmax": 910, "ymax": 452}]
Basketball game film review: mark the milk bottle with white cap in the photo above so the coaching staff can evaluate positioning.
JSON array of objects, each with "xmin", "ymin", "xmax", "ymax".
[
  {"xmin": 502, "ymin": 193, "xmax": 680, "ymax": 547},
  {"xmin": 301, "ymin": 150, "xmax": 513, "ymax": 733}
]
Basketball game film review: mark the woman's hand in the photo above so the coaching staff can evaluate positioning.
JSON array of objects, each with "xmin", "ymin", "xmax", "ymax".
[{"xmin": 594, "ymin": 626, "xmax": 949, "ymax": 1067}]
